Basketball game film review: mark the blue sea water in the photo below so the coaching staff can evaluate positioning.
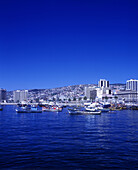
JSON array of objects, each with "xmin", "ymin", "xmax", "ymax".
[{"xmin": 0, "ymin": 105, "xmax": 138, "ymax": 169}]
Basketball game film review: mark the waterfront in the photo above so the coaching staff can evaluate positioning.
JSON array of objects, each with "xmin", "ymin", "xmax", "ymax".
[{"xmin": 0, "ymin": 106, "xmax": 138, "ymax": 169}]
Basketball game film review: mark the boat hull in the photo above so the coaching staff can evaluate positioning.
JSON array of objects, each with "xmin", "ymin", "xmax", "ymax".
[
  {"xmin": 16, "ymin": 110, "xmax": 42, "ymax": 113},
  {"xmin": 43, "ymin": 108, "xmax": 62, "ymax": 112},
  {"xmin": 101, "ymin": 109, "xmax": 110, "ymax": 112},
  {"xmin": 68, "ymin": 110, "xmax": 101, "ymax": 115}
]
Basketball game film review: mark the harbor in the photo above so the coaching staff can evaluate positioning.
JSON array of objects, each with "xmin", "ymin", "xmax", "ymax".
[
  {"xmin": 1, "ymin": 99, "xmax": 138, "ymax": 114},
  {"xmin": 1, "ymin": 79, "xmax": 138, "ymax": 111},
  {"xmin": 0, "ymin": 79, "xmax": 138, "ymax": 169},
  {"xmin": 0, "ymin": 105, "xmax": 138, "ymax": 169}
]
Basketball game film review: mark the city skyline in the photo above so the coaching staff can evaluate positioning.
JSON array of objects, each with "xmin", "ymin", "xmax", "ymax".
[
  {"xmin": 0, "ymin": 0, "xmax": 138, "ymax": 90},
  {"xmin": 4, "ymin": 78, "xmax": 138, "ymax": 104}
]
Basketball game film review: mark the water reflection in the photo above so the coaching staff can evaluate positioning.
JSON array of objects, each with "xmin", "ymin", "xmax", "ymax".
[{"xmin": 0, "ymin": 106, "xmax": 138, "ymax": 169}]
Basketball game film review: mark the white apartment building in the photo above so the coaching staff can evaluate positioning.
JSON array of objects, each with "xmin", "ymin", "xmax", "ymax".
[
  {"xmin": 126, "ymin": 79, "xmax": 138, "ymax": 91},
  {"xmin": 13, "ymin": 90, "xmax": 28, "ymax": 103},
  {"xmin": 98, "ymin": 79, "xmax": 109, "ymax": 88},
  {"xmin": 96, "ymin": 87, "xmax": 112, "ymax": 99},
  {"xmin": 116, "ymin": 79, "xmax": 138, "ymax": 103},
  {"xmin": 97, "ymin": 79, "xmax": 112, "ymax": 99},
  {"xmin": 85, "ymin": 87, "xmax": 97, "ymax": 101}
]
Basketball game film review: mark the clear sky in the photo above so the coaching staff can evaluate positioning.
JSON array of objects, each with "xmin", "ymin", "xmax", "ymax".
[{"xmin": 0, "ymin": 0, "xmax": 138, "ymax": 90}]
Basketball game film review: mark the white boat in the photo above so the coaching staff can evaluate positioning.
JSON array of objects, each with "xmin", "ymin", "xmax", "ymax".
[
  {"xmin": 42, "ymin": 105, "xmax": 62, "ymax": 112},
  {"xmin": 85, "ymin": 107, "xmax": 97, "ymax": 112},
  {"xmin": 68, "ymin": 109, "xmax": 101, "ymax": 115},
  {"xmin": 85, "ymin": 102, "xmax": 111, "ymax": 113}
]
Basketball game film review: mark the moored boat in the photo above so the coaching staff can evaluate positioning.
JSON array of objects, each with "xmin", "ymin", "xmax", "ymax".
[
  {"xmin": 42, "ymin": 105, "xmax": 63, "ymax": 112},
  {"xmin": 68, "ymin": 109, "xmax": 101, "ymax": 115},
  {"xmin": 130, "ymin": 105, "xmax": 138, "ymax": 110},
  {"xmin": 101, "ymin": 108, "xmax": 110, "ymax": 112},
  {"xmin": 16, "ymin": 105, "xmax": 42, "ymax": 113}
]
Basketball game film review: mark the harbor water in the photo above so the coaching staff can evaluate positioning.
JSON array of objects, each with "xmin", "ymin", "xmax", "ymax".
[{"xmin": 0, "ymin": 106, "xmax": 138, "ymax": 169}]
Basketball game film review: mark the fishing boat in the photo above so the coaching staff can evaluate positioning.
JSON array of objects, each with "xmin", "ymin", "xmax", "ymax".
[
  {"xmin": 102, "ymin": 103, "xmax": 111, "ymax": 108},
  {"xmin": 16, "ymin": 105, "xmax": 42, "ymax": 113},
  {"xmin": 109, "ymin": 107, "xmax": 122, "ymax": 111},
  {"xmin": 68, "ymin": 108, "xmax": 101, "ymax": 115},
  {"xmin": 42, "ymin": 105, "xmax": 63, "ymax": 112},
  {"xmin": 42, "ymin": 105, "xmax": 50, "ymax": 112},
  {"xmin": 101, "ymin": 108, "xmax": 110, "ymax": 112},
  {"xmin": 85, "ymin": 107, "xmax": 97, "ymax": 112},
  {"xmin": 130, "ymin": 105, "xmax": 138, "ymax": 110}
]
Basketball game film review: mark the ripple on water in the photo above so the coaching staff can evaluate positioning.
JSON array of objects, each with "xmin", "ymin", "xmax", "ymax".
[{"xmin": 0, "ymin": 106, "xmax": 138, "ymax": 169}]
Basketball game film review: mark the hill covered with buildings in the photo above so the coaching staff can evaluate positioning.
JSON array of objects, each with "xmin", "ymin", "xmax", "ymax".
[
  {"xmin": 5, "ymin": 81, "xmax": 128, "ymax": 103},
  {"xmin": 3, "ymin": 79, "xmax": 138, "ymax": 104}
]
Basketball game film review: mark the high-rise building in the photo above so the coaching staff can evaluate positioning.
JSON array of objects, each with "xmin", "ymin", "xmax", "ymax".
[
  {"xmin": 97, "ymin": 79, "xmax": 112, "ymax": 100},
  {"xmin": 0, "ymin": 89, "xmax": 7, "ymax": 102},
  {"xmin": 98, "ymin": 79, "xmax": 109, "ymax": 88},
  {"xmin": 126, "ymin": 79, "xmax": 138, "ymax": 91},
  {"xmin": 13, "ymin": 90, "xmax": 28, "ymax": 103},
  {"xmin": 85, "ymin": 87, "xmax": 97, "ymax": 100}
]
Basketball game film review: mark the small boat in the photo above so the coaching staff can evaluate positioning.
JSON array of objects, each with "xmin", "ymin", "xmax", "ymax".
[
  {"xmin": 16, "ymin": 105, "xmax": 42, "ymax": 113},
  {"xmin": 131, "ymin": 105, "xmax": 138, "ymax": 110},
  {"xmin": 42, "ymin": 105, "xmax": 63, "ymax": 112},
  {"xmin": 68, "ymin": 109, "xmax": 101, "ymax": 115},
  {"xmin": 42, "ymin": 105, "xmax": 50, "ymax": 112},
  {"xmin": 103, "ymin": 103, "xmax": 111, "ymax": 108},
  {"xmin": 0, "ymin": 107, "xmax": 3, "ymax": 111},
  {"xmin": 49, "ymin": 106, "xmax": 59, "ymax": 112},
  {"xmin": 16, "ymin": 109, "xmax": 42, "ymax": 113},
  {"xmin": 110, "ymin": 107, "xmax": 122, "ymax": 111},
  {"xmin": 85, "ymin": 107, "xmax": 97, "ymax": 112},
  {"xmin": 101, "ymin": 108, "xmax": 110, "ymax": 112}
]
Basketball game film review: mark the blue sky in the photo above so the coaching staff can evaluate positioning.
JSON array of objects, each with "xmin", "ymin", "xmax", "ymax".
[{"xmin": 0, "ymin": 0, "xmax": 138, "ymax": 90}]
